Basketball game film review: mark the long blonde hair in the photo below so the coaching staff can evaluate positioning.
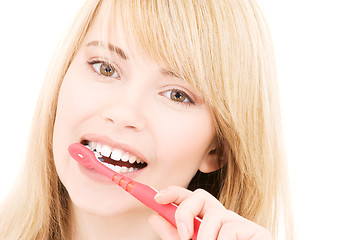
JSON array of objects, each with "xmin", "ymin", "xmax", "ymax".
[{"xmin": 0, "ymin": 0, "xmax": 293, "ymax": 239}]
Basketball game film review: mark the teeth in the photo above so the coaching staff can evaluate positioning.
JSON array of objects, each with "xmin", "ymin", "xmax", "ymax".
[
  {"xmin": 89, "ymin": 141, "xmax": 96, "ymax": 149},
  {"xmin": 101, "ymin": 162, "xmax": 139, "ymax": 173},
  {"xmin": 121, "ymin": 153, "xmax": 130, "ymax": 162},
  {"xmin": 94, "ymin": 151, "xmax": 103, "ymax": 159},
  {"xmin": 101, "ymin": 145, "xmax": 112, "ymax": 157},
  {"xmin": 111, "ymin": 149, "xmax": 123, "ymax": 161},
  {"xmin": 84, "ymin": 141, "xmax": 146, "ymax": 166},
  {"xmin": 114, "ymin": 165, "xmax": 122, "ymax": 173},
  {"xmin": 129, "ymin": 155, "xmax": 137, "ymax": 164},
  {"xmin": 95, "ymin": 143, "xmax": 102, "ymax": 153}
]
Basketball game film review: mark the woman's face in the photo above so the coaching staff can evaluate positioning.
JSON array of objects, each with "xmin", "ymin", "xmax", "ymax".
[{"xmin": 52, "ymin": 18, "xmax": 216, "ymax": 217}]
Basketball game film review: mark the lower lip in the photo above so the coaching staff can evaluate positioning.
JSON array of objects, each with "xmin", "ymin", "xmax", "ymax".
[{"xmin": 77, "ymin": 163, "xmax": 113, "ymax": 184}]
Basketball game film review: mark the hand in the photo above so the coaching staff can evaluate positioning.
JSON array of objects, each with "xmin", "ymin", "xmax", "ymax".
[{"xmin": 148, "ymin": 186, "xmax": 272, "ymax": 240}]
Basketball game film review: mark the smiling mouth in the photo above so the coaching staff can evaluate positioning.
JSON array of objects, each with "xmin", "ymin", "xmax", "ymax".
[{"xmin": 80, "ymin": 140, "xmax": 148, "ymax": 173}]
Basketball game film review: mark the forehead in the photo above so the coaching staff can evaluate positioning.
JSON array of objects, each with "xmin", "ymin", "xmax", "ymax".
[
  {"xmin": 78, "ymin": 1, "xmax": 207, "ymax": 94},
  {"xmin": 83, "ymin": 16, "xmax": 131, "ymax": 57},
  {"xmin": 81, "ymin": 17, "xmax": 179, "ymax": 79}
]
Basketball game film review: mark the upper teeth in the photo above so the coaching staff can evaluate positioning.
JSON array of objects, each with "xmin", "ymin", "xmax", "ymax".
[{"xmin": 88, "ymin": 141, "xmax": 145, "ymax": 165}]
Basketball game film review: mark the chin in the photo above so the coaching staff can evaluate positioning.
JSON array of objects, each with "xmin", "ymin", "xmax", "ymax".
[{"xmin": 68, "ymin": 184, "xmax": 146, "ymax": 217}]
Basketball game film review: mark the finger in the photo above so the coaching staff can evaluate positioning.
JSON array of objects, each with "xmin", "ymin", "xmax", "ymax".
[
  {"xmin": 155, "ymin": 187, "xmax": 224, "ymax": 216},
  {"xmin": 148, "ymin": 214, "xmax": 180, "ymax": 240},
  {"xmin": 215, "ymin": 216, "xmax": 272, "ymax": 240},
  {"xmin": 197, "ymin": 208, "xmax": 240, "ymax": 239},
  {"xmin": 175, "ymin": 188, "xmax": 224, "ymax": 220},
  {"xmin": 174, "ymin": 189, "xmax": 225, "ymax": 238},
  {"xmin": 195, "ymin": 208, "xmax": 223, "ymax": 240},
  {"xmin": 155, "ymin": 187, "xmax": 225, "ymax": 239},
  {"xmin": 154, "ymin": 185, "xmax": 193, "ymax": 205},
  {"xmin": 217, "ymin": 222, "xmax": 240, "ymax": 240},
  {"xmin": 154, "ymin": 186, "xmax": 199, "ymax": 239}
]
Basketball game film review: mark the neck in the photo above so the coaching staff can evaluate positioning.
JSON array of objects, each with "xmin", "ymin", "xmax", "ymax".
[{"xmin": 70, "ymin": 204, "xmax": 159, "ymax": 240}]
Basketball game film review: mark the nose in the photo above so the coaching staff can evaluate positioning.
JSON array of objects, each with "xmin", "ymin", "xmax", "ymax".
[{"xmin": 101, "ymin": 85, "xmax": 147, "ymax": 131}]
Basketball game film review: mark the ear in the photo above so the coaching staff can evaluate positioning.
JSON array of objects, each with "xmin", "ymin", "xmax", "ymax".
[
  {"xmin": 198, "ymin": 148, "xmax": 220, "ymax": 173},
  {"xmin": 199, "ymin": 139, "xmax": 227, "ymax": 173}
]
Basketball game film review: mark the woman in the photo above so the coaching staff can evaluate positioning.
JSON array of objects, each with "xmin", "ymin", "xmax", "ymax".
[{"xmin": 0, "ymin": 0, "xmax": 293, "ymax": 239}]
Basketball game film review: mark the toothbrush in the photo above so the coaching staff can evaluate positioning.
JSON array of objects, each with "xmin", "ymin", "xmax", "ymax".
[{"xmin": 68, "ymin": 143, "xmax": 201, "ymax": 239}]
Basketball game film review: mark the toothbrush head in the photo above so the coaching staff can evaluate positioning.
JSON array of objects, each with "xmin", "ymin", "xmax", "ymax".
[
  {"xmin": 68, "ymin": 143, "xmax": 95, "ymax": 168},
  {"xmin": 68, "ymin": 143, "xmax": 116, "ymax": 178}
]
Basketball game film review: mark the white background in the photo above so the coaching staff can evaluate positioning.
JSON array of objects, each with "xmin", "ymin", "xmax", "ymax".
[{"xmin": 0, "ymin": 1, "xmax": 356, "ymax": 239}]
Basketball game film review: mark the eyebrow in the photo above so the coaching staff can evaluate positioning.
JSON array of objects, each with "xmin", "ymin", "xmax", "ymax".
[
  {"xmin": 161, "ymin": 69, "xmax": 179, "ymax": 78},
  {"xmin": 86, "ymin": 40, "xmax": 128, "ymax": 60},
  {"xmin": 86, "ymin": 40, "xmax": 179, "ymax": 78}
]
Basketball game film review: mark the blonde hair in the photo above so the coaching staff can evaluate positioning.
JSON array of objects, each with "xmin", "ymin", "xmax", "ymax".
[{"xmin": 0, "ymin": 0, "xmax": 293, "ymax": 239}]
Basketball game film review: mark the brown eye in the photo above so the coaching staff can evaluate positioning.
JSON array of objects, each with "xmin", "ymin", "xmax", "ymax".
[
  {"xmin": 89, "ymin": 61, "xmax": 119, "ymax": 78},
  {"xmin": 170, "ymin": 90, "xmax": 187, "ymax": 102},
  {"xmin": 100, "ymin": 63, "xmax": 115, "ymax": 76},
  {"xmin": 161, "ymin": 89, "xmax": 194, "ymax": 105}
]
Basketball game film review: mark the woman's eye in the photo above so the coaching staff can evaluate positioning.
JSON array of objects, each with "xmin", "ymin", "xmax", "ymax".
[
  {"xmin": 162, "ymin": 89, "xmax": 194, "ymax": 104},
  {"xmin": 89, "ymin": 61, "xmax": 119, "ymax": 78}
]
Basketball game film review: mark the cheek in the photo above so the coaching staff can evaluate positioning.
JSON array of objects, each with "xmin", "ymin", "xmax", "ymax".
[
  {"xmin": 52, "ymin": 67, "xmax": 98, "ymax": 184},
  {"xmin": 52, "ymin": 75, "xmax": 80, "ymax": 186},
  {"xmin": 54, "ymin": 73, "xmax": 83, "ymax": 148},
  {"xmin": 53, "ymin": 61, "xmax": 103, "ymax": 149},
  {"xmin": 163, "ymin": 119, "xmax": 212, "ymax": 155},
  {"xmin": 151, "ymin": 107, "xmax": 215, "ymax": 187},
  {"xmin": 55, "ymin": 75, "xmax": 97, "ymax": 129}
]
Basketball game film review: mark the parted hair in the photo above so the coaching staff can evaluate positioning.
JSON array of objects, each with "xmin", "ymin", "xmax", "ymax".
[{"xmin": 0, "ymin": 1, "xmax": 293, "ymax": 239}]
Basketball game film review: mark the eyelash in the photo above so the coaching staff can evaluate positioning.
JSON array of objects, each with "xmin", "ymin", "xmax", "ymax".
[
  {"xmin": 161, "ymin": 88, "xmax": 196, "ymax": 106},
  {"xmin": 87, "ymin": 59, "xmax": 195, "ymax": 106},
  {"xmin": 87, "ymin": 59, "xmax": 120, "ymax": 79}
]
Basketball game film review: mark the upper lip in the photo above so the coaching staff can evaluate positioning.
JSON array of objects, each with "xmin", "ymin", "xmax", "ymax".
[{"xmin": 80, "ymin": 134, "xmax": 148, "ymax": 163}]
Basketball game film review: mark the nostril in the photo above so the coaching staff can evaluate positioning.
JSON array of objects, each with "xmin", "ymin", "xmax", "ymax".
[
  {"xmin": 101, "ymin": 102, "xmax": 147, "ymax": 131},
  {"xmin": 106, "ymin": 117, "xmax": 115, "ymax": 124},
  {"xmin": 105, "ymin": 116, "xmax": 142, "ymax": 130}
]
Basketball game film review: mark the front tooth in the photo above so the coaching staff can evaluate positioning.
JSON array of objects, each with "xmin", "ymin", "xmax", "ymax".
[
  {"xmin": 102, "ymin": 162, "xmax": 112, "ymax": 169},
  {"xmin": 101, "ymin": 145, "xmax": 112, "ymax": 157},
  {"xmin": 129, "ymin": 155, "xmax": 137, "ymax": 164},
  {"xmin": 96, "ymin": 143, "xmax": 102, "ymax": 152},
  {"xmin": 111, "ymin": 149, "xmax": 123, "ymax": 161},
  {"xmin": 114, "ymin": 165, "xmax": 122, "ymax": 173},
  {"xmin": 121, "ymin": 166, "xmax": 128, "ymax": 173},
  {"xmin": 128, "ymin": 167, "xmax": 134, "ymax": 172},
  {"xmin": 122, "ymin": 153, "xmax": 130, "ymax": 162}
]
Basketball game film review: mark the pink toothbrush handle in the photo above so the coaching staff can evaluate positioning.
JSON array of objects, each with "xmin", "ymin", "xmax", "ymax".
[
  {"xmin": 129, "ymin": 181, "xmax": 201, "ymax": 239},
  {"xmin": 112, "ymin": 174, "xmax": 201, "ymax": 239}
]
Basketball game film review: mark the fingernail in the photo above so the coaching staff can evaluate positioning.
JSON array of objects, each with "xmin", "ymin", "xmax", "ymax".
[
  {"xmin": 177, "ymin": 222, "xmax": 190, "ymax": 240},
  {"xmin": 154, "ymin": 191, "xmax": 164, "ymax": 200}
]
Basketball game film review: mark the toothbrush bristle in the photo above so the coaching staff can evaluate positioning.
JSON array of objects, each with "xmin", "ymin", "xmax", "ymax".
[
  {"xmin": 93, "ymin": 150, "xmax": 104, "ymax": 162},
  {"xmin": 69, "ymin": 143, "xmax": 118, "ymax": 180}
]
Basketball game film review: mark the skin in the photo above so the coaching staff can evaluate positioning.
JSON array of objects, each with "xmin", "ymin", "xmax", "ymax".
[
  {"xmin": 152, "ymin": 187, "xmax": 273, "ymax": 240},
  {"xmin": 52, "ymin": 16, "xmax": 272, "ymax": 240}
]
